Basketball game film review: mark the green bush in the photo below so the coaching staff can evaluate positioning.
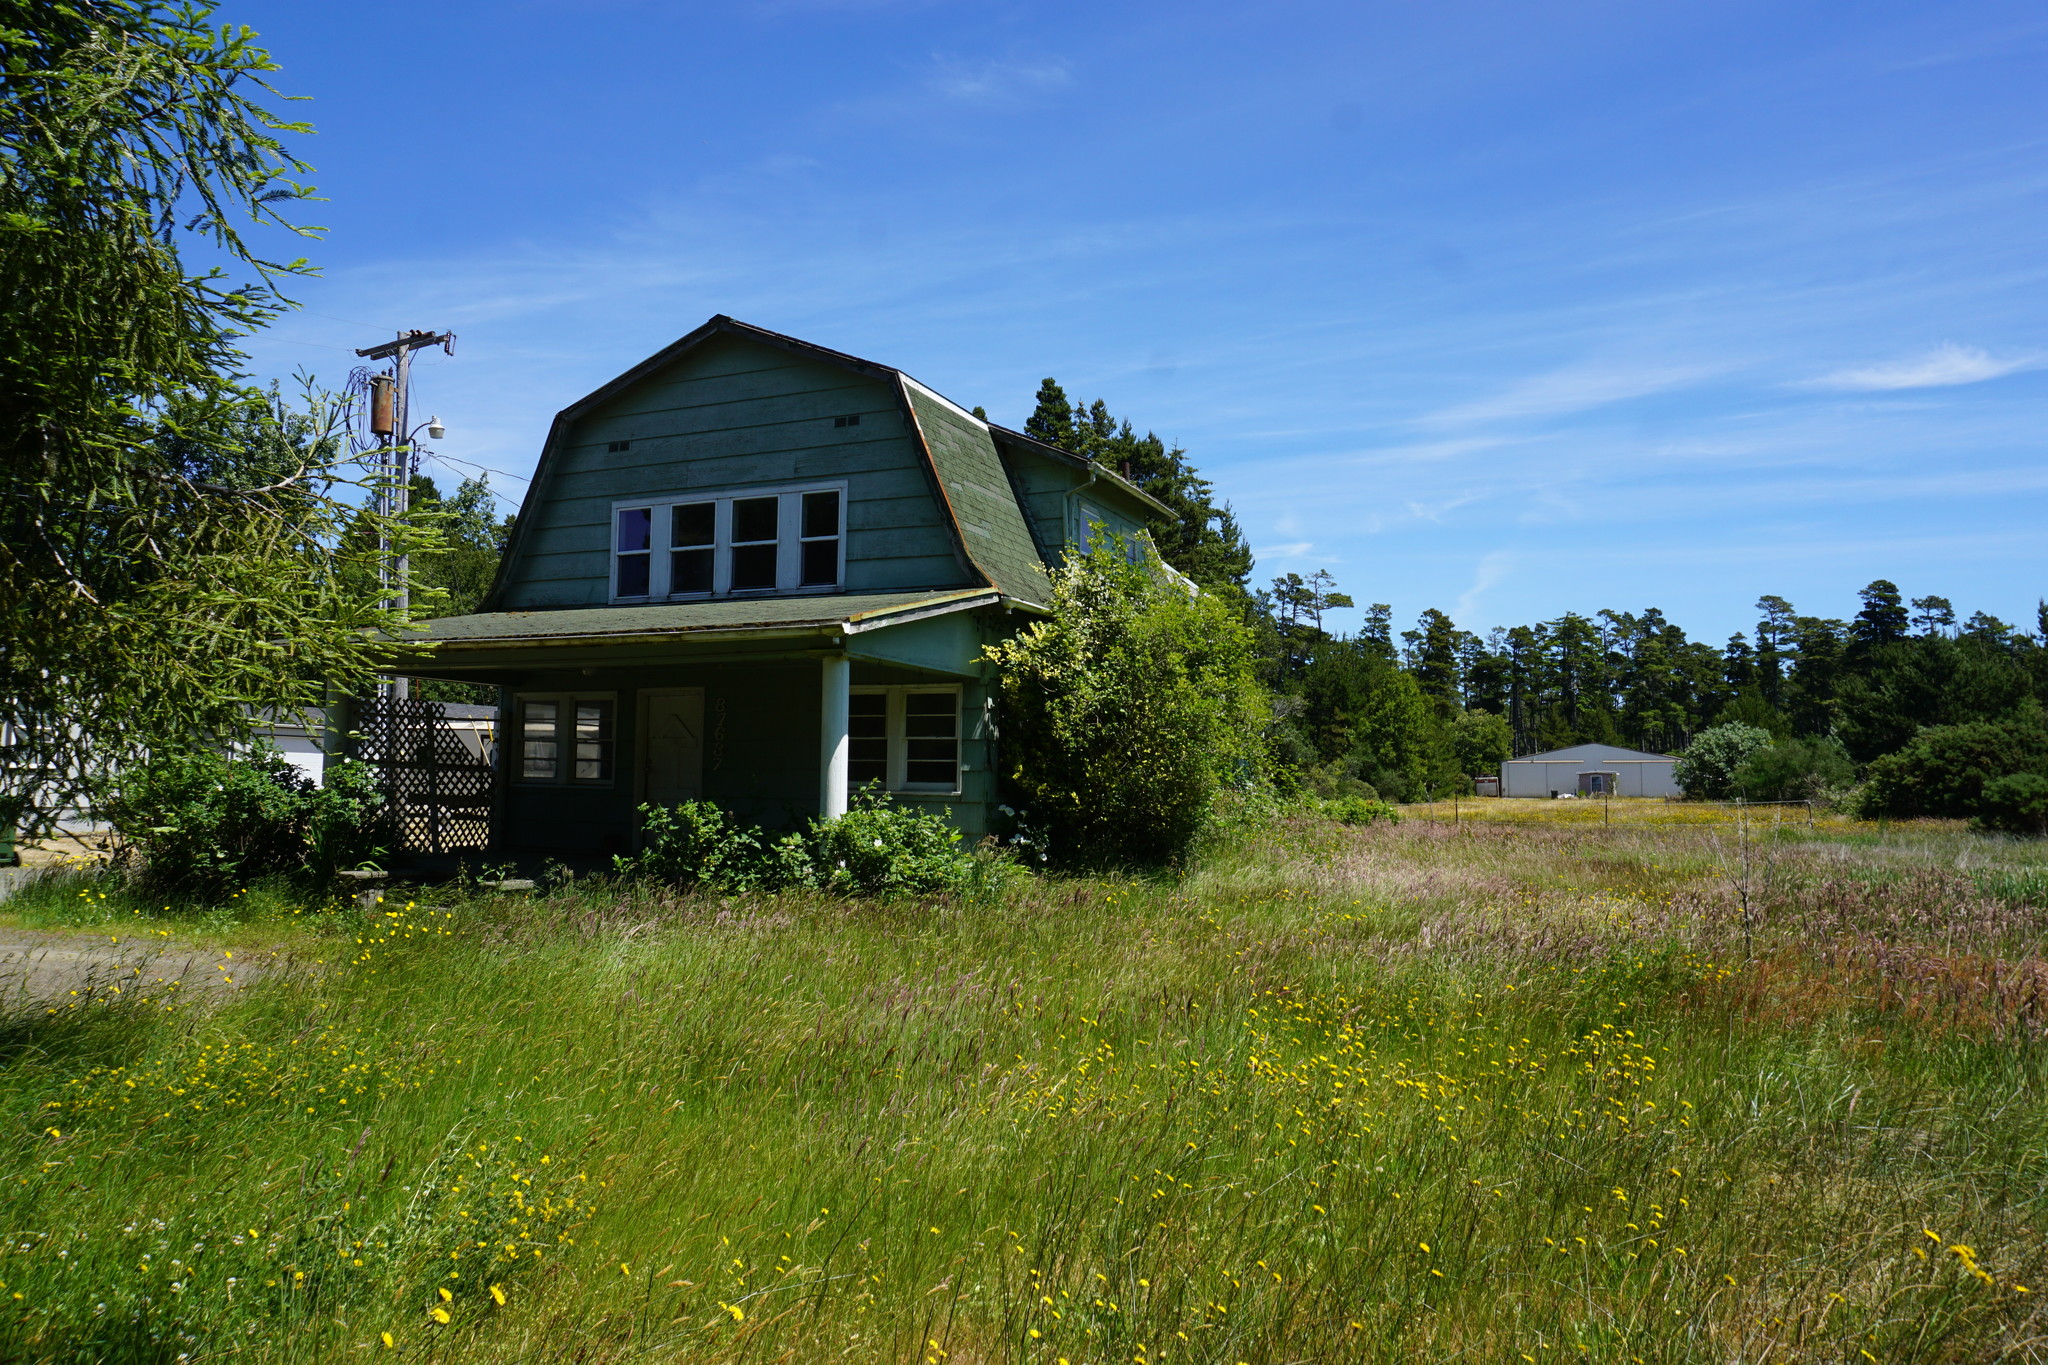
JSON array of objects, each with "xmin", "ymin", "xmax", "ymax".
[
  {"xmin": 1322, "ymin": 795, "xmax": 1400, "ymax": 826},
  {"xmin": 1977, "ymin": 773, "xmax": 2048, "ymax": 836},
  {"xmin": 618, "ymin": 799, "xmax": 777, "ymax": 890},
  {"xmin": 985, "ymin": 537, "xmax": 1268, "ymax": 867},
  {"xmin": 619, "ymin": 789, "xmax": 975, "ymax": 898},
  {"xmin": 1855, "ymin": 713, "xmax": 2048, "ymax": 821},
  {"xmin": 1731, "ymin": 736, "xmax": 1856, "ymax": 803},
  {"xmin": 791, "ymin": 787, "xmax": 974, "ymax": 896},
  {"xmin": 102, "ymin": 745, "xmax": 385, "ymax": 898},
  {"xmin": 1673, "ymin": 723, "xmax": 1774, "ymax": 799}
]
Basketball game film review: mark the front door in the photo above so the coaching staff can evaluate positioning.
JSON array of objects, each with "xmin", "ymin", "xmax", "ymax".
[{"xmin": 640, "ymin": 688, "xmax": 705, "ymax": 811}]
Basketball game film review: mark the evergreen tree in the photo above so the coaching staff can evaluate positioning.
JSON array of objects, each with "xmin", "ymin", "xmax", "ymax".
[
  {"xmin": 1024, "ymin": 378, "xmax": 1074, "ymax": 448},
  {"xmin": 1850, "ymin": 580, "xmax": 1909, "ymax": 652},
  {"xmin": 1402, "ymin": 608, "xmax": 1462, "ymax": 716},
  {"xmin": 1022, "ymin": 378, "xmax": 1254, "ymax": 596},
  {"xmin": 1911, "ymin": 595, "xmax": 1956, "ymax": 637}
]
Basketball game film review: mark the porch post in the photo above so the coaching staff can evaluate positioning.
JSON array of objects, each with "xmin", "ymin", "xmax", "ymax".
[{"xmin": 820, "ymin": 653, "xmax": 850, "ymax": 820}]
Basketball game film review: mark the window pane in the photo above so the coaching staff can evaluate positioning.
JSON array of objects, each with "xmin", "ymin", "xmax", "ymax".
[
  {"xmin": 802, "ymin": 489, "xmax": 840, "ymax": 539},
  {"xmin": 904, "ymin": 693, "xmax": 957, "ymax": 734},
  {"xmin": 906, "ymin": 760, "xmax": 956, "ymax": 787},
  {"xmin": 573, "ymin": 701, "xmax": 612, "ymax": 781},
  {"xmin": 616, "ymin": 552, "xmax": 650, "ymax": 597},
  {"xmin": 903, "ymin": 694, "xmax": 956, "ymax": 787},
  {"xmin": 849, "ymin": 693, "xmax": 887, "ymax": 784},
  {"xmin": 616, "ymin": 507, "xmax": 651, "ymax": 552},
  {"xmin": 671, "ymin": 546, "xmax": 713, "ymax": 594},
  {"xmin": 670, "ymin": 502, "xmax": 714, "ymax": 547},
  {"xmin": 800, "ymin": 538, "xmax": 838, "ymax": 588},
  {"xmin": 731, "ymin": 543, "xmax": 777, "ymax": 590},
  {"xmin": 520, "ymin": 700, "xmax": 558, "ymax": 780},
  {"xmin": 732, "ymin": 496, "xmax": 778, "ymax": 543}
]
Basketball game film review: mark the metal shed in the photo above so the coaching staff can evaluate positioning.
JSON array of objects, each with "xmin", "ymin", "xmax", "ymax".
[{"xmin": 1499, "ymin": 742, "xmax": 1679, "ymax": 798}]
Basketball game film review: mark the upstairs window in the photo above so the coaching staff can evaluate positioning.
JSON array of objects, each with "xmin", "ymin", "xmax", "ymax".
[
  {"xmin": 847, "ymin": 686, "xmax": 960, "ymax": 793},
  {"xmin": 611, "ymin": 483, "xmax": 844, "ymax": 601}
]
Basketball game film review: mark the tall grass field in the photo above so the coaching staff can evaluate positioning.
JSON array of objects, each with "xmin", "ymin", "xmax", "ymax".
[{"xmin": 2, "ymin": 802, "xmax": 2045, "ymax": 1362}]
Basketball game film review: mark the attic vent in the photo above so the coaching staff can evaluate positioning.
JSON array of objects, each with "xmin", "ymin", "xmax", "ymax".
[
  {"xmin": 607, "ymin": 439, "xmax": 632, "ymax": 453},
  {"xmin": 833, "ymin": 414, "xmax": 861, "ymax": 428}
]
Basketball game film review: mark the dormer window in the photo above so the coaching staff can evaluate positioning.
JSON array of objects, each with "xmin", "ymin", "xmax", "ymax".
[{"xmin": 611, "ymin": 482, "xmax": 844, "ymax": 601}]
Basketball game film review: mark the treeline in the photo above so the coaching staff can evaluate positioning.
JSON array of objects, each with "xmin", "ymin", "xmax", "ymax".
[{"xmin": 1026, "ymin": 381, "xmax": 2048, "ymax": 808}]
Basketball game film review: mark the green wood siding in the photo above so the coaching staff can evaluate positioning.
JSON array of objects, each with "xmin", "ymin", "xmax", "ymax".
[
  {"xmin": 498, "ymin": 334, "xmax": 973, "ymax": 609},
  {"xmin": 501, "ymin": 654, "xmax": 995, "ymax": 850}
]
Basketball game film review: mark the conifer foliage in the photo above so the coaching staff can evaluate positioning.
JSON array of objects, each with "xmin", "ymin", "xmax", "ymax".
[{"xmin": 0, "ymin": 2, "xmax": 437, "ymax": 835}]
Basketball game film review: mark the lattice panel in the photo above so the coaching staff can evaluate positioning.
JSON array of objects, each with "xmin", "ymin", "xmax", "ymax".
[{"xmin": 350, "ymin": 698, "xmax": 495, "ymax": 854}]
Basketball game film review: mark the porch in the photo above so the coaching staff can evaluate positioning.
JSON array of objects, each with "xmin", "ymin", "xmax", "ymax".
[{"xmin": 390, "ymin": 590, "xmax": 1015, "ymax": 858}]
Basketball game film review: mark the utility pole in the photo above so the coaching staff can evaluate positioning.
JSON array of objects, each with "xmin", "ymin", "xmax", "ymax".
[{"xmin": 356, "ymin": 329, "xmax": 454, "ymax": 701}]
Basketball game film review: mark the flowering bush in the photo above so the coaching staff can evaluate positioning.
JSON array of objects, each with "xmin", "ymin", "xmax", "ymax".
[
  {"xmin": 984, "ymin": 536, "xmax": 1267, "ymax": 867},
  {"xmin": 1672, "ymin": 723, "xmax": 1774, "ymax": 799}
]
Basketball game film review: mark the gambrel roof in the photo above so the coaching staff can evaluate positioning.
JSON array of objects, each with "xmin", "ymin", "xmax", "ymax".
[{"xmin": 480, "ymin": 315, "xmax": 1165, "ymax": 616}]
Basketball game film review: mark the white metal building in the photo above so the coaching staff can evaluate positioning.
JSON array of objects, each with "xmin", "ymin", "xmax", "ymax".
[{"xmin": 1498, "ymin": 742, "xmax": 1679, "ymax": 798}]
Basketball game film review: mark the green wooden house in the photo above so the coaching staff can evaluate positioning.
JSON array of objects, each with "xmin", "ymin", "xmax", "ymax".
[{"xmin": 399, "ymin": 316, "xmax": 1167, "ymax": 856}]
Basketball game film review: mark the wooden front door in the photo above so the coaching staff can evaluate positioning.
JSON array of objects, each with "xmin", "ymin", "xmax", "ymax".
[{"xmin": 640, "ymin": 688, "xmax": 705, "ymax": 810}]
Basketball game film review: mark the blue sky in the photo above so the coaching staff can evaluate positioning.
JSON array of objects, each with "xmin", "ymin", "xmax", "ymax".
[{"xmin": 236, "ymin": 0, "xmax": 2048, "ymax": 645}]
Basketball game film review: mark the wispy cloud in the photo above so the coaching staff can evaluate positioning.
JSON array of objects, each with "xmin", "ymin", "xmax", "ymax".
[
  {"xmin": 1418, "ymin": 362, "xmax": 1718, "ymax": 429},
  {"xmin": 1455, "ymin": 551, "xmax": 1513, "ymax": 621},
  {"xmin": 927, "ymin": 55, "xmax": 1071, "ymax": 104},
  {"xmin": 1253, "ymin": 541, "xmax": 1317, "ymax": 562},
  {"xmin": 1804, "ymin": 342, "xmax": 2040, "ymax": 391}
]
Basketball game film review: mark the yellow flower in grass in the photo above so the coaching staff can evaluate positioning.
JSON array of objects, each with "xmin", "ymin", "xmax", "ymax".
[
  {"xmin": 429, "ymin": 1307, "xmax": 450, "ymax": 1324},
  {"xmin": 490, "ymin": 1284, "xmax": 506, "ymax": 1306}
]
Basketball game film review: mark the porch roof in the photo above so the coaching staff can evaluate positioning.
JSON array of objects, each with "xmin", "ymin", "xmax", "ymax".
[{"xmin": 406, "ymin": 587, "xmax": 1004, "ymax": 649}]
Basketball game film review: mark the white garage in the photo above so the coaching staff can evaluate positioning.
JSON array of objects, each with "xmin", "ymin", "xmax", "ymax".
[{"xmin": 1498, "ymin": 742, "xmax": 1680, "ymax": 798}]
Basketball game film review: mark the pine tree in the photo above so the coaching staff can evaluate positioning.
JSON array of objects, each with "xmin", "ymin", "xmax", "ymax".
[{"xmin": 1025, "ymin": 378, "xmax": 1075, "ymax": 448}]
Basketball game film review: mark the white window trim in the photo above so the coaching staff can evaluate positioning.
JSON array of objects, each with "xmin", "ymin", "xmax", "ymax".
[
  {"xmin": 513, "ymin": 691, "xmax": 618, "ymax": 787},
  {"xmin": 850, "ymin": 684, "xmax": 962, "ymax": 795},
  {"xmin": 610, "ymin": 480, "xmax": 848, "ymax": 603}
]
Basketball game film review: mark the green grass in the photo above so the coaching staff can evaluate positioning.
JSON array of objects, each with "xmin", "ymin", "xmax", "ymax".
[{"xmin": 1, "ymin": 814, "xmax": 2045, "ymax": 1363}]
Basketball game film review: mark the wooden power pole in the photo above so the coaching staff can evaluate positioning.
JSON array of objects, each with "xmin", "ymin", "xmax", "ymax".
[{"xmin": 356, "ymin": 329, "xmax": 454, "ymax": 700}]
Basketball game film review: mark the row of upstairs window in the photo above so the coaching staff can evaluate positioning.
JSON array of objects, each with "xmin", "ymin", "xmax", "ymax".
[{"xmin": 612, "ymin": 483, "xmax": 843, "ymax": 601}]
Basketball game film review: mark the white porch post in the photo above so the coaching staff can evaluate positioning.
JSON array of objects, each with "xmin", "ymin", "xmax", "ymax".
[{"xmin": 820, "ymin": 653, "xmax": 850, "ymax": 819}]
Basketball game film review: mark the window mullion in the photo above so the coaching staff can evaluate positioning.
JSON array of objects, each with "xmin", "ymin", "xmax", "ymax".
[
  {"xmin": 651, "ymin": 500, "xmax": 670, "ymax": 597},
  {"xmin": 779, "ymin": 492, "xmax": 796, "ymax": 591},
  {"xmin": 887, "ymin": 688, "xmax": 906, "ymax": 791},
  {"xmin": 713, "ymin": 498, "xmax": 731, "ymax": 596}
]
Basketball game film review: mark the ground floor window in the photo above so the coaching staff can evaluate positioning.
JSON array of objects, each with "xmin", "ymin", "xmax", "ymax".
[
  {"xmin": 849, "ymin": 686, "xmax": 960, "ymax": 792},
  {"xmin": 516, "ymin": 694, "xmax": 616, "ymax": 783}
]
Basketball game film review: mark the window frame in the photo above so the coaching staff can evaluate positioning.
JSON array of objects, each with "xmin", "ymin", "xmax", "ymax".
[
  {"xmin": 512, "ymin": 691, "xmax": 619, "ymax": 787},
  {"xmin": 847, "ymin": 685, "xmax": 962, "ymax": 795},
  {"xmin": 609, "ymin": 481, "xmax": 847, "ymax": 603}
]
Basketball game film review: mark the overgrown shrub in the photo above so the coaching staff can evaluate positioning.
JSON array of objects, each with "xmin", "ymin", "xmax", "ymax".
[
  {"xmin": 102, "ymin": 746, "xmax": 385, "ymax": 898},
  {"xmin": 984, "ymin": 537, "xmax": 1267, "ymax": 867},
  {"xmin": 792, "ymin": 787, "xmax": 974, "ymax": 896},
  {"xmin": 1673, "ymin": 722, "xmax": 1774, "ymax": 799},
  {"xmin": 1978, "ymin": 773, "xmax": 2048, "ymax": 836},
  {"xmin": 620, "ymin": 799, "xmax": 778, "ymax": 890},
  {"xmin": 1731, "ymin": 736, "xmax": 1856, "ymax": 803},
  {"xmin": 1322, "ymin": 795, "xmax": 1400, "ymax": 826},
  {"xmin": 1856, "ymin": 712, "xmax": 2048, "ymax": 821},
  {"xmin": 618, "ymin": 789, "xmax": 975, "ymax": 897}
]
